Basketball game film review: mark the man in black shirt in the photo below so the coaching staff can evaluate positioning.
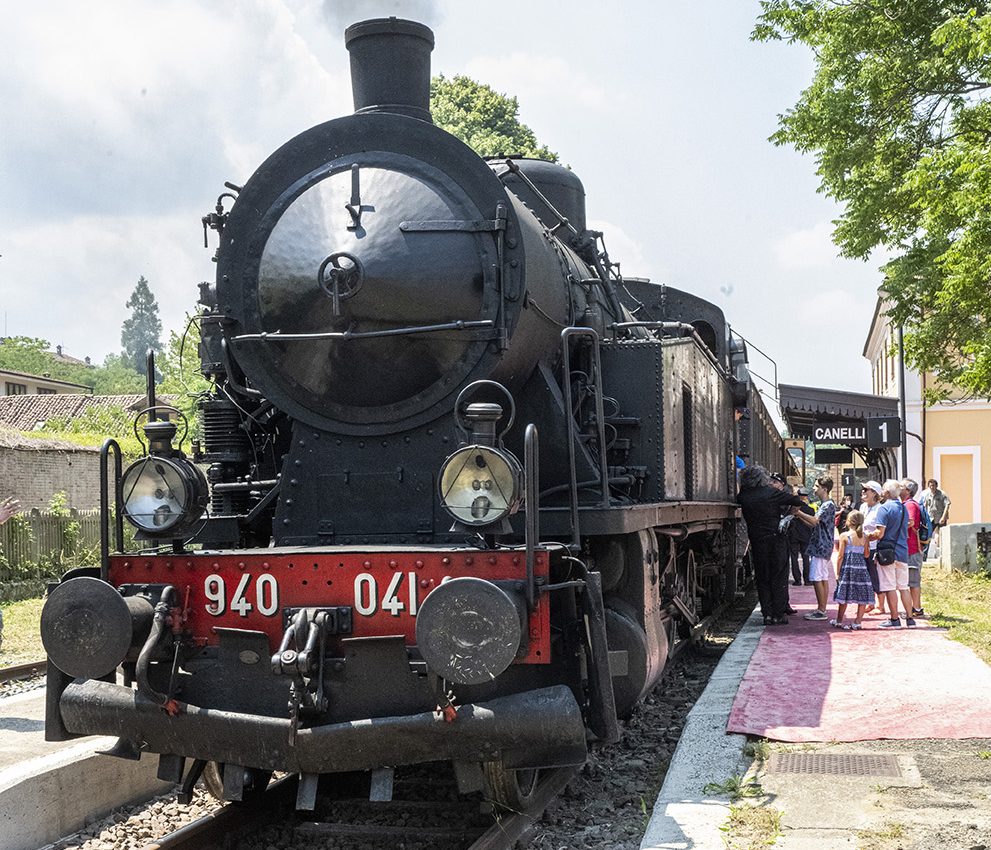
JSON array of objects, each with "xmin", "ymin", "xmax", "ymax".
[
  {"xmin": 788, "ymin": 487, "xmax": 815, "ymax": 585},
  {"xmin": 737, "ymin": 466, "xmax": 804, "ymax": 624}
]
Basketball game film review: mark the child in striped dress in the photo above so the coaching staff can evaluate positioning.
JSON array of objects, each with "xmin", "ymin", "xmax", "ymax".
[{"xmin": 831, "ymin": 510, "xmax": 874, "ymax": 630}]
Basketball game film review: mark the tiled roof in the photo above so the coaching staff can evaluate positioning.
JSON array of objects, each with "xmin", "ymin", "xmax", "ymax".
[
  {"xmin": 0, "ymin": 394, "xmax": 159, "ymax": 431},
  {"xmin": 0, "ymin": 368, "xmax": 92, "ymax": 390},
  {"xmin": 0, "ymin": 427, "xmax": 98, "ymax": 452}
]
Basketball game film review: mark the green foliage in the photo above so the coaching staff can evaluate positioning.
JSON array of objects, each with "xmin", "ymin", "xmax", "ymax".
[
  {"xmin": 0, "ymin": 336, "xmax": 144, "ymax": 394},
  {"xmin": 0, "ymin": 336, "xmax": 91, "ymax": 388},
  {"xmin": 157, "ymin": 312, "xmax": 211, "ymax": 442},
  {"xmin": 44, "ymin": 403, "xmax": 135, "ymax": 438},
  {"xmin": 430, "ymin": 74, "xmax": 557, "ymax": 161},
  {"xmin": 89, "ymin": 353, "xmax": 145, "ymax": 394},
  {"xmin": 753, "ymin": 1, "xmax": 991, "ymax": 399},
  {"xmin": 46, "ymin": 491, "xmax": 80, "ymax": 556},
  {"xmin": 121, "ymin": 276, "xmax": 163, "ymax": 375},
  {"xmin": 703, "ymin": 775, "xmax": 764, "ymax": 801}
]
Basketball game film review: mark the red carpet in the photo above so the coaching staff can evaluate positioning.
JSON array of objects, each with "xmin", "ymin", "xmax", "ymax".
[{"xmin": 727, "ymin": 577, "xmax": 991, "ymax": 742}]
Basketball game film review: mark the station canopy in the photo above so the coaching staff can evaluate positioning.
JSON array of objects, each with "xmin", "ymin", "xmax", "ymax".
[
  {"xmin": 778, "ymin": 384, "xmax": 901, "ymax": 480},
  {"xmin": 778, "ymin": 384, "xmax": 898, "ymax": 439}
]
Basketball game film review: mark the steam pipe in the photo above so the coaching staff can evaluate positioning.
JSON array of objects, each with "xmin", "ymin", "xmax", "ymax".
[{"xmin": 136, "ymin": 586, "xmax": 177, "ymax": 706}]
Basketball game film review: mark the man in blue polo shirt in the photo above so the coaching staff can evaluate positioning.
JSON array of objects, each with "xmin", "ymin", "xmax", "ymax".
[{"xmin": 870, "ymin": 479, "xmax": 915, "ymax": 628}]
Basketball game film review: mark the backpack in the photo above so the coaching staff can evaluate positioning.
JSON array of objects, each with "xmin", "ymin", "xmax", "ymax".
[{"xmin": 917, "ymin": 501, "xmax": 933, "ymax": 545}]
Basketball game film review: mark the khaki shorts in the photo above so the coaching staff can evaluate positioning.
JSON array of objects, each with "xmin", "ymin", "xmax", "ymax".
[{"xmin": 877, "ymin": 561, "xmax": 908, "ymax": 592}]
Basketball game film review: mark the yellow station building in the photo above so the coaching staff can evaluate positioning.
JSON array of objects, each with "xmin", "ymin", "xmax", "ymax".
[{"xmin": 863, "ymin": 297, "xmax": 990, "ymax": 525}]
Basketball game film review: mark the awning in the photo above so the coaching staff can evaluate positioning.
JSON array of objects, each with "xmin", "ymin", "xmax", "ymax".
[{"xmin": 778, "ymin": 383, "xmax": 898, "ymax": 439}]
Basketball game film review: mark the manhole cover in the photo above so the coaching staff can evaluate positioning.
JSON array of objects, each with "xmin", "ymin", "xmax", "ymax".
[{"xmin": 767, "ymin": 753, "xmax": 902, "ymax": 777}]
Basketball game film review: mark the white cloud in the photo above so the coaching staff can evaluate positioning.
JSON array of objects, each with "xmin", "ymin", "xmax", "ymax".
[
  {"xmin": 463, "ymin": 53, "xmax": 626, "ymax": 112},
  {"xmin": 587, "ymin": 219, "xmax": 652, "ymax": 280},
  {"xmin": 2, "ymin": 212, "xmax": 212, "ymax": 361},
  {"xmin": 773, "ymin": 221, "xmax": 840, "ymax": 270}
]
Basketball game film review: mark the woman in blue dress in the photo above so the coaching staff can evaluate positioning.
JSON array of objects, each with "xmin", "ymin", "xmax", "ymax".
[{"xmin": 831, "ymin": 510, "xmax": 874, "ymax": 630}]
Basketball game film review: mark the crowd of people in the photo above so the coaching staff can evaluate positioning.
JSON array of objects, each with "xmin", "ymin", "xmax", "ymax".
[{"xmin": 737, "ymin": 467, "xmax": 950, "ymax": 630}]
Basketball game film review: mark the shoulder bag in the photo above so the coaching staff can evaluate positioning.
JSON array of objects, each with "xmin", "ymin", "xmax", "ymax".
[{"xmin": 875, "ymin": 503, "xmax": 905, "ymax": 566}]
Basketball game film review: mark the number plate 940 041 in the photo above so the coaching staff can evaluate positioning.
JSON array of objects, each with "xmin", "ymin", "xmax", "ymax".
[{"xmin": 107, "ymin": 549, "xmax": 551, "ymax": 664}]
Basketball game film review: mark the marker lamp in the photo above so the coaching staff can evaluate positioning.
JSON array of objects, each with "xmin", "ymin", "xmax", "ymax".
[
  {"xmin": 121, "ymin": 456, "xmax": 206, "ymax": 534},
  {"xmin": 438, "ymin": 445, "xmax": 522, "ymax": 527}
]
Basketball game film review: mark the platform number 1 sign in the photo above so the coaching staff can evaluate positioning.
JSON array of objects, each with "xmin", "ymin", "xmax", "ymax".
[{"xmin": 866, "ymin": 416, "xmax": 901, "ymax": 449}]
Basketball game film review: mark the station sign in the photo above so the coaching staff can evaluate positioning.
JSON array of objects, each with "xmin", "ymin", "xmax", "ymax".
[
  {"xmin": 812, "ymin": 421, "xmax": 867, "ymax": 445},
  {"xmin": 867, "ymin": 415, "xmax": 901, "ymax": 448}
]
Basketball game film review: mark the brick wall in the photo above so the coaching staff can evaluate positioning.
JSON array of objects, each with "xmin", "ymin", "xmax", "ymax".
[{"xmin": 0, "ymin": 447, "xmax": 102, "ymax": 510}]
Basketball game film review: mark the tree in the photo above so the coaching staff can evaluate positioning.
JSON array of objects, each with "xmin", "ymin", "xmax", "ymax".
[
  {"xmin": 158, "ymin": 312, "xmax": 211, "ymax": 439},
  {"xmin": 0, "ymin": 335, "xmax": 145, "ymax": 394},
  {"xmin": 753, "ymin": 2, "xmax": 991, "ymax": 399},
  {"xmin": 430, "ymin": 75, "xmax": 557, "ymax": 161},
  {"xmin": 0, "ymin": 336, "xmax": 64, "ymax": 380},
  {"xmin": 121, "ymin": 276, "xmax": 163, "ymax": 376},
  {"xmin": 89, "ymin": 354, "xmax": 145, "ymax": 394}
]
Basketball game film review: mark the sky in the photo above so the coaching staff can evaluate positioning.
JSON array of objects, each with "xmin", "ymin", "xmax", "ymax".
[{"xmin": 0, "ymin": 0, "xmax": 887, "ymax": 405}]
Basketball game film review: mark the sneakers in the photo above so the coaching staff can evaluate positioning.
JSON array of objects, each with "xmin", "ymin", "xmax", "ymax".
[
  {"xmin": 879, "ymin": 618, "xmax": 902, "ymax": 629},
  {"xmin": 829, "ymin": 619, "xmax": 844, "ymax": 628},
  {"xmin": 906, "ymin": 618, "xmax": 917, "ymax": 627},
  {"xmin": 803, "ymin": 610, "xmax": 828, "ymax": 620},
  {"xmin": 912, "ymin": 608, "xmax": 926, "ymax": 618},
  {"xmin": 843, "ymin": 622, "xmax": 863, "ymax": 630}
]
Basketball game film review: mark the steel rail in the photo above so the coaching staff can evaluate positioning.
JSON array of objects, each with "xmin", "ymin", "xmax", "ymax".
[
  {"xmin": 138, "ymin": 776, "xmax": 296, "ymax": 850},
  {"xmin": 469, "ymin": 767, "xmax": 579, "ymax": 850},
  {"xmin": 0, "ymin": 659, "xmax": 47, "ymax": 684}
]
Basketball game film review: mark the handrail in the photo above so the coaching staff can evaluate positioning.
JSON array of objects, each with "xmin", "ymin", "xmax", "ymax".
[
  {"xmin": 99, "ymin": 439, "xmax": 124, "ymax": 579},
  {"xmin": 524, "ymin": 423, "xmax": 539, "ymax": 612},
  {"xmin": 232, "ymin": 319, "xmax": 494, "ymax": 343}
]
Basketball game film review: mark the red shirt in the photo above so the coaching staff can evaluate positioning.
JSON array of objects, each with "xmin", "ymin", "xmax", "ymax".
[{"xmin": 903, "ymin": 498, "xmax": 921, "ymax": 556}]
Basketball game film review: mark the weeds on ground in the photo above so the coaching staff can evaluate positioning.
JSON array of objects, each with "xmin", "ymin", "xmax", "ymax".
[
  {"xmin": 0, "ymin": 597, "xmax": 44, "ymax": 665},
  {"xmin": 704, "ymin": 775, "xmax": 764, "ymax": 801},
  {"xmin": 922, "ymin": 570, "xmax": 991, "ymax": 665},
  {"xmin": 978, "ymin": 750, "xmax": 991, "ymax": 760},
  {"xmin": 744, "ymin": 739, "xmax": 770, "ymax": 762},
  {"xmin": 720, "ymin": 804, "xmax": 781, "ymax": 849},
  {"xmin": 857, "ymin": 820, "xmax": 905, "ymax": 850}
]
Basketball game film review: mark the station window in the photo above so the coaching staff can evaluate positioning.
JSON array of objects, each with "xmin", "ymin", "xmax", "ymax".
[
  {"xmin": 5, "ymin": 382, "xmax": 27, "ymax": 395},
  {"xmin": 37, "ymin": 388, "xmax": 57, "ymax": 394}
]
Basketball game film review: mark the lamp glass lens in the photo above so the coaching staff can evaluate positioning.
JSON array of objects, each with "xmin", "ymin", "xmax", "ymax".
[
  {"xmin": 439, "ymin": 446, "xmax": 518, "ymax": 525},
  {"xmin": 122, "ymin": 458, "xmax": 189, "ymax": 532}
]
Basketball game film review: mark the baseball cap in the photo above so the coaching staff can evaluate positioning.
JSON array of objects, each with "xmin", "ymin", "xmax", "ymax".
[
  {"xmin": 860, "ymin": 480, "xmax": 883, "ymax": 495},
  {"xmin": 797, "ymin": 487, "xmax": 810, "ymax": 497},
  {"xmin": 769, "ymin": 472, "xmax": 787, "ymax": 484}
]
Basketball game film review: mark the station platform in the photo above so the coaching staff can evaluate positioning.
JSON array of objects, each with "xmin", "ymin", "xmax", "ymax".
[
  {"xmin": 641, "ymin": 579, "xmax": 991, "ymax": 849},
  {"xmin": 0, "ymin": 685, "xmax": 170, "ymax": 850}
]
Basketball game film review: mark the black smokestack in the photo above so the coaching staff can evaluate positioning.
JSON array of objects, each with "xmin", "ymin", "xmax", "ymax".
[{"xmin": 344, "ymin": 17, "xmax": 434, "ymax": 122}]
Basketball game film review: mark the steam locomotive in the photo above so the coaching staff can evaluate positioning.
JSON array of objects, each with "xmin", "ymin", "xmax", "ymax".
[{"xmin": 40, "ymin": 18, "xmax": 785, "ymax": 811}]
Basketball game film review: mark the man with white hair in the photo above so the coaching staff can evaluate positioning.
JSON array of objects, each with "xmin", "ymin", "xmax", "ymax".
[{"xmin": 870, "ymin": 479, "xmax": 915, "ymax": 628}]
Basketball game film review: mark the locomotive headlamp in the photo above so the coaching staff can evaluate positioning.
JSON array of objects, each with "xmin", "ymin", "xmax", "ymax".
[
  {"xmin": 438, "ymin": 444, "xmax": 522, "ymax": 526},
  {"xmin": 121, "ymin": 455, "xmax": 207, "ymax": 535}
]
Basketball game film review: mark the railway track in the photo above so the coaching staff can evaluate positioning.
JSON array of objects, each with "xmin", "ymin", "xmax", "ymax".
[
  {"xmin": 140, "ymin": 768, "xmax": 577, "ymax": 850},
  {"xmin": 134, "ymin": 593, "xmax": 749, "ymax": 850},
  {"xmin": 0, "ymin": 658, "xmax": 47, "ymax": 684}
]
